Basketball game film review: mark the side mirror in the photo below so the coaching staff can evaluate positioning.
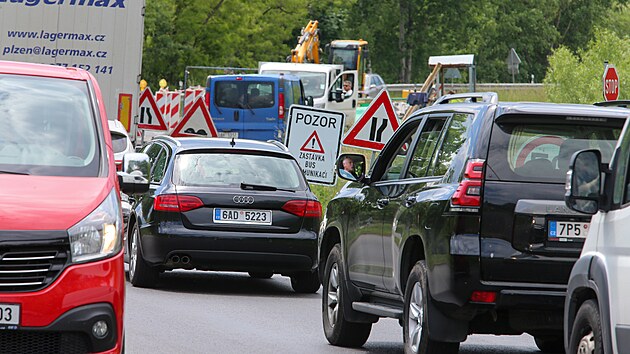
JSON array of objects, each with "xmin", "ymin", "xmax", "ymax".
[
  {"xmin": 565, "ymin": 150, "xmax": 602, "ymax": 214},
  {"xmin": 117, "ymin": 152, "xmax": 150, "ymax": 194},
  {"xmin": 336, "ymin": 153, "xmax": 366, "ymax": 182},
  {"xmin": 305, "ymin": 96, "xmax": 314, "ymax": 107}
]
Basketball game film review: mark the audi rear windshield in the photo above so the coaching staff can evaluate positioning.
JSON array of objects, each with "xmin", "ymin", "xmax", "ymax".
[
  {"xmin": 172, "ymin": 152, "xmax": 306, "ymax": 190},
  {"xmin": 0, "ymin": 74, "xmax": 101, "ymax": 177},
  {"xmin": 487, "ymin": 116, "xmax": 623, "ymax": 183}
]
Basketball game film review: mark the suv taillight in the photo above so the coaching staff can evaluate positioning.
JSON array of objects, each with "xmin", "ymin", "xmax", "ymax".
[
  {"xmin": 154, "ymin": 195, "xmax": 204, "ymax": 212},
  {"xmin": 282, "ymin": 200, "xmax": 322, "ymax": 218},
  {"xmin": 451, "ymin": 159, "xmax": 485, "ymax": 208},
  {"xmin": 278, "ymin": 92, "xmax": 285, "ymax": 119},
  {"xmin": 205, "ymin": 91, "xmax": 210, "ymax": 108}
]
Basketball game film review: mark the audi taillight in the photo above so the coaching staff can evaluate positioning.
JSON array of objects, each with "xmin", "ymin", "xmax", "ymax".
[
  {"xmin": 278, "ymin": 92, "xmax": 285, "ymax": 119},
  {"xmin": 154, "ymin": 195, "xmax": 204, "ymax": 212},
  {"xmin": 282, "ymin": 200, "xmax": 322, "ymax": 218},
  {"xmin": 451, "ymin": 159, "xmax": 485, "ymax": 208}
]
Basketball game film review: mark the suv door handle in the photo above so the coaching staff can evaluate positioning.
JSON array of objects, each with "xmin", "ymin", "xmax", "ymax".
[
  {"xmin": 233, "ymin": 111, "xmax": 239, "ymax": 121},
  {"xmin": 376, "ymin": 198, "xmax": 389, "ymax": 209},
  {"xmin": 405, "ymin": 196, "xmax": 417, "ymax": 208}
]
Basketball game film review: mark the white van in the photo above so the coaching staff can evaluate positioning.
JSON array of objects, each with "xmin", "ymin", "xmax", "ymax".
[
  {"xmin": 258, "ymin": 62, "xmax": 359, "ymax": 126},
  {"xmin": 564, "ymin": 116, "xmax": 630, "ymax": 353}
]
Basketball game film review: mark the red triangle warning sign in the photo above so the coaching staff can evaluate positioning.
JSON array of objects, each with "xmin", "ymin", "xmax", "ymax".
[
  {"xmin": 342, "ymin": 90, "xmax": 399, "ymax": 151},
  {"xmin": 138, "ymin": 88, "xmax": 168, "ymax": 131},
  {"xmin": 171, "ymin": 98, "xmax": 218, "ymax": 138},
  {"xmin": 300, "ymin": 131, "xmax": 325, "ymax": 153}
]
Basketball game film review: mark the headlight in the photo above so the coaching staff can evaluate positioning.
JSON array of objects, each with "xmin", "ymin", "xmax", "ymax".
[{"xmin": 68, "ymin": 188, "xmax": 122, "ymax": 263}]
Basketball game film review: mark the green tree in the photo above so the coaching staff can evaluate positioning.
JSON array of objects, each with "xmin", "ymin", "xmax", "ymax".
[{"xmin": 544, "ymin": 29, "xmax": 630, "ymax": 104}]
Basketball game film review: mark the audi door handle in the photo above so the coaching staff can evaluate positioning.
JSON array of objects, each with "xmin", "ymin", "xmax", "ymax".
[{"xmin": 376, "ymin": 198, "xmax": 389, "ymax": 209}]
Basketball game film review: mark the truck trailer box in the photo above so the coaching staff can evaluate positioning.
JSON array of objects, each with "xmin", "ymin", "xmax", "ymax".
[{"xmin": 0, "ymin": 0, "xmax": 145, "ymax": 137}]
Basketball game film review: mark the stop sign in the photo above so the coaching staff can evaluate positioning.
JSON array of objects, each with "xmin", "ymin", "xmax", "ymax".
[{"xmin": 603, "ymin": 64, "xmax": 620, "ymax": 101}]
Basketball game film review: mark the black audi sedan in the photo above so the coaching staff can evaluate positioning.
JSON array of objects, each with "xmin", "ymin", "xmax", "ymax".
[{"xmin": 125, "ymin": 136, "xmax": 322, "ymax": 293}]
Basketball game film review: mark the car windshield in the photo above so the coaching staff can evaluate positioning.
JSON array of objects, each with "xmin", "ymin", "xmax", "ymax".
[
  {"xmin": 172, "ymin": 152, "xmax": 304, "ymax": 189},
  {"xmin": 263, "ymin": 70, "xmax": 326, "ymax": 98},
  {"xmin": 487, "ymin": 119, "xmax": 622, "ymax": 183},
  {"xmin": 0, "ymin": 74, "xmax": 100, "ymax": 177}
]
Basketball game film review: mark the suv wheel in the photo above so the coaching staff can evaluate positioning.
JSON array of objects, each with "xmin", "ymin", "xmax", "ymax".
[
  {"xmin": 290, "ymin": 270, "xmax": 320, "ymax": 293},
  {"xmin": 403, "ymin": 261, "xmax": 460, "ymax": 354},
  {"xmin": 129, "ymin": 223, "xmax": 159, "ymax": 288},
  {"xmin": 248, "ymin": 272, "xmax": 273, "ymax": 279},
  {"xmin": 568, "ymin": 299, "xmax": 603, "ymax": 354},
  {"xmin": 534, "ymin": 335, "xmax": 564, "ymax": 353},
  {"xmin": 322, "ymin": 244, "xmax": 371, "ymax": 347}
]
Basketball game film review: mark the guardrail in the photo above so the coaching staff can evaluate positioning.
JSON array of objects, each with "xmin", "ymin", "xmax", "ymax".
[{"xmin": 386, "ymin": 83, "xmax": 544, "ymax": 97}]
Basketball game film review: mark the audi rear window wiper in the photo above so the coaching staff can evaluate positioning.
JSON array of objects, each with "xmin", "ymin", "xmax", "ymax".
[{"xmin": 240, "ymin": 182, "xmax": 295, "ymax": 193}]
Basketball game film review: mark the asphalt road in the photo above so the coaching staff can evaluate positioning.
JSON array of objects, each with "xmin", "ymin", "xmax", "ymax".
[{"xmin": 125, "ymin": 270, "xmax": 543, "ymax": 354}]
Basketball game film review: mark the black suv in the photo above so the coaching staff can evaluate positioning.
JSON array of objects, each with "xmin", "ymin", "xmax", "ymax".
[
  {"xmin": 127, "ymin": 136, "xmax": 321, "ymax": 293},
  {"xmin": 318, "ymin": 93, "xmax": 627, "ymax": 353}
]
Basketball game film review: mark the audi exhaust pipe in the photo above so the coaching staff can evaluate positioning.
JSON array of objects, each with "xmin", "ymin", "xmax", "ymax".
[
  {"xmin": 170, "ymin": 255, "xmax": 180, "ymax": 264},
  {"xmin": 181, "ymin": 256, "xmax": 191, "ymax": 264}
]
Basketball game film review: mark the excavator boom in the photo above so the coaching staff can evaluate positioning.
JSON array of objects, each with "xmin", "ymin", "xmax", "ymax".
[{"xmin": 290, "ymin": 20, "xmax": 320, "ymax": 64}]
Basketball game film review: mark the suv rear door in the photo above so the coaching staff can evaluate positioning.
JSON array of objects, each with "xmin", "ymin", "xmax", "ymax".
[{"xmin": 481, "ymin": 113, "xmax": 623, "ymax": 284}]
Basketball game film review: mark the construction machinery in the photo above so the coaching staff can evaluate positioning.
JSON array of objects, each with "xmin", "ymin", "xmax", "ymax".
[
  {"xmin": 328, "ymin": 39, "xmax": 369, "ymax": 94},
  {"xmin": 290, "ymin": 20, "xmax": 320, "ymax": 64}
]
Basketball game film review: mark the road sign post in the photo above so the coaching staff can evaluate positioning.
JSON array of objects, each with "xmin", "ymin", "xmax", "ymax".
[
  {"xmin": 603, "ymin": 64, "xmax": 620, "ymax": 101},
  {"xmin": 285, "ymin": 105, "xmax": 345, "ymax": 185}
]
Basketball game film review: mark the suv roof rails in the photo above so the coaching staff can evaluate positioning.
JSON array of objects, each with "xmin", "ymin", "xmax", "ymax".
[
  {"xmin": 594, "ymin": 100, "xmax": 630, "ymax": 108},
  {"xmin": 266, "ymin": 139, "xmax": 289, "ymax": 152},
  {"xmin": 155, "ymin": 135, "xmax": 181, "ymax": 146},
  {"xmin": 434, "ymin": 92, "xmax": 498, "ymax": 105}
]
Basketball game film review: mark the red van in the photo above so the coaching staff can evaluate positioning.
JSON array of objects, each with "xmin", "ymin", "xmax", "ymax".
[{"xmin": 0, "ymin": 61, "xmax": 148, "ymax": 353}]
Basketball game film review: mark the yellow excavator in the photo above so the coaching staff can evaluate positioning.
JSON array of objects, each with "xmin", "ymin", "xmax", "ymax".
[
  {"xmin": 290, "ymin": 20, "xmax": 320, "ymax": 64},
  {"xmin": 290, "ymin": 21, "xmax": 370, "ymax": 92}
]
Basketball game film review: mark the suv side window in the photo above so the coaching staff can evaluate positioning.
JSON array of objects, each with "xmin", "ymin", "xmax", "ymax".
[
  {"xmin": 432, "ymin": 113, "xmax": 473, "ymax": 178},
  {"xmin": 380, "ymin": 124, "xmax": 421, "ymax": 181},
  {"xmin": 407, "ymin": 116, "xmax": 448, "ymax": 178}
]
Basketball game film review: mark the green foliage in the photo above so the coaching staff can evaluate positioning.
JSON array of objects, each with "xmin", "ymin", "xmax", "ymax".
[
  {"xmin": 142, "ymin": 0, "xmax": 307, "ymax": 87},
  {"xmin": 544, "ymin": 29, "xmax": 630, "ymax": 104}
]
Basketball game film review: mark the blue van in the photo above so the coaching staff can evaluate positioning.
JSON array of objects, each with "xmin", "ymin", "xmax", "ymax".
[{"xmin": 204, "ymin": 74, "xmax": 309, "ymax": 141}]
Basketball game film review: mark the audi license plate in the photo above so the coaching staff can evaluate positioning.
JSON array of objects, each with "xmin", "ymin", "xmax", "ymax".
[
  {"xmin": 214, "ymin": 208, "xmax": 272, "ymax": 225},
  {"xmin": 0, "ymin": 303, "xmax": 20, "ymax": 326},
  {"xmin": 548, "ymin": 221, "xmax": 589, "ymax": 241}
]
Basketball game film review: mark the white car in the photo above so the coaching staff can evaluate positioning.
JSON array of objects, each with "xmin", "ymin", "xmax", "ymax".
[
  {"xmin": 107, "ymin": 119, "xmax": 135, "ymax": 170},
  {"xmin": 564, "ymin": 119, "xmax": 630, "ymax": 353},
  {"xmin": 107, "ymin": 120, "xmax": 134, "ymax": 262}
]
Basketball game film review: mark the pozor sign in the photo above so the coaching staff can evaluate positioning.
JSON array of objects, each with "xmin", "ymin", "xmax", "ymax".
[
  {"xmin": 603, "ymin": 64, "xmax": 620, "ymax": 101},
  {"xmin": 285, "ymin": 105, "xmax": 345, "ymax": 185}
]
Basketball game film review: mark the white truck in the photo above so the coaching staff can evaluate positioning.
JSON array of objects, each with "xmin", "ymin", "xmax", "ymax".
[
  {"xmin": 258, "ymin": 62, "xmax": 359, "ymax": 127},
  {"xmin": 0, "ymin": 0, "xmax": 145, "ymax": 137}
]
